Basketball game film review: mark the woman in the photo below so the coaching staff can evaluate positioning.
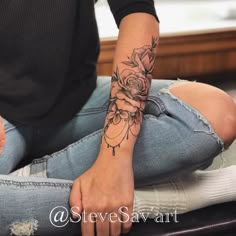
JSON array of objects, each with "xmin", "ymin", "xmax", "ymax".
[{"xmin": 0, "ymin": 0, "xmax": 236, "ymax": 235}]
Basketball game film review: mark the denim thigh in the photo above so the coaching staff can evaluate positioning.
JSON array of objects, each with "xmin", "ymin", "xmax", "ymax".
[
  {"xmin": 0, "ymin": 118, "xmax": 32, "ymax": 174},
  {"xmin": 30, "ymin": 77, "xmax": 110, "ymax": 157}
]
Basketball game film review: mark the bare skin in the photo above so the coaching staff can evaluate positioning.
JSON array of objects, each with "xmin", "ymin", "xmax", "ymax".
[
  {"xmin": 70, "ymin": 13, "xmax": 159, "ymax": 236},
  {"xmin": 170, "ymin": 82, "xmax": 236, "ymax": 148},
  {"xmin": 0, "ymin": 117, "xmax": 6, "ymax": 154}
]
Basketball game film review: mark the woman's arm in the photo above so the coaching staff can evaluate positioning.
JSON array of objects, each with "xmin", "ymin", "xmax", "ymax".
[
  {"xmin": 100, "ymin": 12, "xmax": 159, "ymax": 159},
  {"xmin": 70, "ymin": 13, "xmax": 159, "ymax": 236}
]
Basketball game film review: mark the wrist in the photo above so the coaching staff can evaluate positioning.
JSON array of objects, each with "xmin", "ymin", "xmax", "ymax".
[{"xmin": 97, "ymin": 148, "xmax": 133, "ymax": 165}]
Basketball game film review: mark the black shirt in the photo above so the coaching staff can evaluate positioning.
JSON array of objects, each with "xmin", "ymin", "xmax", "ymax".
[{"xmin": 0, "ymin": 0, "xmax": 158, "ymax": 126}]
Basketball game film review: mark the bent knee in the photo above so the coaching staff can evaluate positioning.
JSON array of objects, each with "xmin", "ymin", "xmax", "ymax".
[
  {"xmin": 169, "ymin": 81, "xmax": 236, "ymax": 148},
  {"xmin": 0, "ymin": 116, "xmax": 6, "ymax": 154}
]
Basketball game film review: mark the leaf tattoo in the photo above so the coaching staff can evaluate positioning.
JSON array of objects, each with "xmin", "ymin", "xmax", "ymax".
[{"xmin": 102, "ymin": 37, "xmax": 158, "ymax": 156}]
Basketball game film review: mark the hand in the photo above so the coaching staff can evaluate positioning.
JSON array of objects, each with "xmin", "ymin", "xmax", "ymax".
[
  {"xmin": 0, "ymin": 117, "xmax": 6, "ymax": 154},
  {"xmin": 69, "ymin": 151, "xmax": 134, "ymax": 236}
]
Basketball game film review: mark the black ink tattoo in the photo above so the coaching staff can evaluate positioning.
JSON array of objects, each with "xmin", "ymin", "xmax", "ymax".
[{"xmin": 102, "ymin": 37, "xmax": 158, "ymax": 156}]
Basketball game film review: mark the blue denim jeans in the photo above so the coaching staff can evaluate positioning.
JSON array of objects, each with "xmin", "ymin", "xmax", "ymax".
[{"xmin": 0, "ymin": 77, "xmax": 224, "ymax": 235}]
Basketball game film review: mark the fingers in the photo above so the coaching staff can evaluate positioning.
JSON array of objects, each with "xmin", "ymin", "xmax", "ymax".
[
  {"xmin": 110, "ymin": 211, "xmax": 121, "ymax": 236},
  {"xmin": 69, "ymin": 179, "xmax": 82, "ymax": 218},
  {"xmin": 121, "ymin": 206, "xmax": 133, "ymax": 234},
  {"xmin": 82, "ymin": 214, "xmax": 95, "ymax": 236},
  {"xmin": 96, "ymin": 218, "xmax": 109, "ymax": 236},
  {"xmin": 69, "ymin": 173, "xmax": 134, "ymax": 236}
]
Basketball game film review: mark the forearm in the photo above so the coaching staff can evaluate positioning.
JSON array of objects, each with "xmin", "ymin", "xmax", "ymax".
[
  {"xmin": 70, "ymin": 13, "xmax": 160, "ymax": 236},
  {"xmin": 99, "ymin": 13, "xmax": 159, "ymax": 159}
]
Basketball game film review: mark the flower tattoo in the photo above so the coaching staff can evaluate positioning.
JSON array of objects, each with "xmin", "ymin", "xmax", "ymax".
[{"xmin": 102, "ymin": 37, "xmax": 158, "ymax": 156}]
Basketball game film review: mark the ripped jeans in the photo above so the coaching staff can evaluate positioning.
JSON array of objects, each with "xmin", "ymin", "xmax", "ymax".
[{"xmin": 0, "ymin": 77, "xmax": 224, "ymax": 235}]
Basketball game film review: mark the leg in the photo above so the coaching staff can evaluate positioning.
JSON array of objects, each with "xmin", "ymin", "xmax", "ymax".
[
  {"xmin": 134, "ymin": 165, "xmax": 236, "ymax": 217},
  {"xmin": 29, "ymin": 77, "xmax": 111, "ymax": 157},
  {"xmin": 4, "ymin": 165, "xmax": 236, "ymax": 235},
  {"xmin": 0, "ymin": 175, "xmax": 79, "ymax": 235},
  {"xmin": 6, "ymin": 79, "xmax": 235, "ymax": 235},
  {"xmin": 168, "ymin": 81, "xmax": 236, "ymax": 149},
  {"xmin": 0, "ymin": 117, "xmax": 32, "ymax": 174},
  {"xmin": 12, "ymin": 79, "xmax": 232, "ymax": 186}
]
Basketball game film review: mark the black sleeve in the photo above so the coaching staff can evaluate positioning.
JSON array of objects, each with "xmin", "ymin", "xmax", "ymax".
[{"xmin": 107, "ymin": 0, "xmax": 159, "ymax": 28}]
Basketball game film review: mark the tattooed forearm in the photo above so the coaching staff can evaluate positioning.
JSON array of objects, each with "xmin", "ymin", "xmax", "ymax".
[{"xmin": 102, "ymin": 37, "xmax": 158, "ymax": 156}]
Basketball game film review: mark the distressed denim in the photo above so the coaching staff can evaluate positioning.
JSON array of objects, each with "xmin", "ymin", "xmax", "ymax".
[{"xmin": 0, "ymin": 77, "xmax": 224, "ymax": 235}]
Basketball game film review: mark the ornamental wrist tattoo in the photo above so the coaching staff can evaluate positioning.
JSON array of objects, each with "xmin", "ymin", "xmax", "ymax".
[{"xmin": 102, "ymin": 37, "xmax": 158, "ymax": 156}]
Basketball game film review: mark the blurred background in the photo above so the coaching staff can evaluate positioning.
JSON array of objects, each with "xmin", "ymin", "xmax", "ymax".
[{"xmin": 95, "ymin": 0, "xmax": 236, "ymax": 37}]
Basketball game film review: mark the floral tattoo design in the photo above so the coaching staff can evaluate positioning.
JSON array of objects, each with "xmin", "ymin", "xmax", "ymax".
[{"xmin": 102, "ymin": 37, "xmax": 158, "ymax": 156}]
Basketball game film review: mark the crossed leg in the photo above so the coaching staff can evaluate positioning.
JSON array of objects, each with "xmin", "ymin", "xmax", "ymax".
[
  {"xmin": 1, "ymin": 79, "xmax": 236, "ymax": 236},
  {"xmin": 169, "ymin": 81, "xmax": 236, "ymax": 149}
]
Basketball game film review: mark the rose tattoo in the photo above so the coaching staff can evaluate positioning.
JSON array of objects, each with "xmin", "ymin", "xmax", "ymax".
[{"xmin": 102, "ymin": 37, "xmax": 158, "ymax": 156}]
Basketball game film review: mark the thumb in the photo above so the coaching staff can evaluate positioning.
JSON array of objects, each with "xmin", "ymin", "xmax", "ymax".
[{"xmin": 69, "ymin": 179, "xmax": 83, "ymax": 219}]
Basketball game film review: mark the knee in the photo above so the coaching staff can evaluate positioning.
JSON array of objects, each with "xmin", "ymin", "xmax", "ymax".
[
  {"xmin": 197, "ymin": 84, "xmax": 236, "ymax": 148},
  {"xmin": 170, "ymin": 81, "xmax": 236, "ymax": 148},
  {"xmin": 219, "ymin": 93, "xmax": 236, "ymax": 148}
]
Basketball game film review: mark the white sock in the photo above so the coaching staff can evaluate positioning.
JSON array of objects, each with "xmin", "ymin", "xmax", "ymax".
[
  {"xmin": 133, "ymin": 165, "xmax": 236, "ymax": 217},
  {"xmin": 10, "ymin": 163, "xmax": 236, "ymax": 217},
  {"xmin": 10, "ymin": 164, "xmax": 31, "ymax": 176}
]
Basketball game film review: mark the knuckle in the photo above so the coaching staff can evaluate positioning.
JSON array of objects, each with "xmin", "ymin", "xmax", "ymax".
[
  {"xmin": 121, "ymin": 200, "xmax": 133, "ymax": 209},
  {"xmin": 108, "ymin": 202, "xmax": 119, "ymax": 211},
  {"xmin": 113, "ymin": 204, "xmax": 121, "ymax": 211},
  {"xmin": 82, "ymin": 202, "xmax": 92, "ymax": 212},
  {"xmin": 97, "ymin": 204, "xmax": 107, "ymax": 213},
  {"xmin": 97, "ymin": 200, "xmax": 114, "ymax": 211}
]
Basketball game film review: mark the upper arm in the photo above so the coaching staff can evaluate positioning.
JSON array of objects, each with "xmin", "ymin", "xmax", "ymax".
[{"xmin": 107, "ymin": 0, "xmax": 159, "ymax": 27}]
